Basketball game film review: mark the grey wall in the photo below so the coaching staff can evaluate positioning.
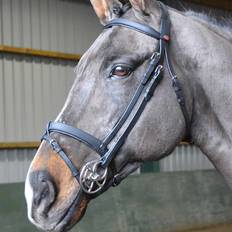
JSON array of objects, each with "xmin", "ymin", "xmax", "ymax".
[
  {"xmin": 0, "ymin": 56, "xmax": 76, "ymax": 141},
  {"xmin": 0, "ymin": 0, "xmax": 102, "ymax": 142},
  {"xmin": 0, "ymin": 149, "xmax": 36, "ymax": 183},
  {"xmin": 0, "ymin": 0, "xmax": 102, "ymax": 54},
  {"xmin": 0, "ymin": 0, "xmax": 102, "ymax": 183},
  {"xmin": 160, "ymin": 145, "xmax": 214, "ymax": 172}
]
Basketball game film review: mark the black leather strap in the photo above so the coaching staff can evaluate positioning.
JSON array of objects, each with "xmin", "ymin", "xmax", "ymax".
[
  {"xmin": 165, "ymin": 48, "xmax": 191, "ymax": 140},
  {"xmin": 47, "ymin": 122, "xmax": 107, "ymax": 155},
  {"xmin": 104, "ymin": 18, "xmax": 162, "ymax": 40},
  {"xmin": 159, "ymin": 2, "xmax": 171, "ymax": 39},
  {"xmin": 103, "ymin": 52, "xmax": 161, "ymax": 146},
  {"xmin": 101, "ymin": 65, "xmax": 164, "ymax": 168}
]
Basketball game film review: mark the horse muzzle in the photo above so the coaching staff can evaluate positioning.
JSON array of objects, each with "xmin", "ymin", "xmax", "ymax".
[{"xmin": 25, "ymin": 169, "xmax": 88, "ymax": 232}]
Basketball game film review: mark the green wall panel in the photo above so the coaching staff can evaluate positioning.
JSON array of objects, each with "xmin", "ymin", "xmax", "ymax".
[
  {"xmin": 141, "ymin": 161, "xmax": 160, "ymax": 173},
  {"xmin": 0, "ymin": 171, "xmax": 232, "ymax": 232}
]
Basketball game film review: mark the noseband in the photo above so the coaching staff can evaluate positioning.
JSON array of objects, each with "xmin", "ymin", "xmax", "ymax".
[{"xmin": 42, "ymin": 3, "xmax": 190, "ymax": 196}]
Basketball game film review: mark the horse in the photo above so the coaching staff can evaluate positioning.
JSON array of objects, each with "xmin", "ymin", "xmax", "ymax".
[{"xmin": 24, "ymin": 0, "xmax": 232, "ymax": 231}]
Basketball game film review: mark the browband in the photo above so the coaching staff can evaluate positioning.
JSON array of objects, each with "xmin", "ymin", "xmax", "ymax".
[{"xmin": 104, "ymin": 18, "xmax": 162, "ymax": 40}]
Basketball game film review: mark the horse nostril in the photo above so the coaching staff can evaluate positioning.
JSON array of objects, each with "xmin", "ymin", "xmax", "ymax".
[
  {"xmin": 30, "ymin": 171, "xmax": 56, "ymax": 210},
  {"xmin": 33, "ymin": 185, "xmax": 50, "ymax": 207}
]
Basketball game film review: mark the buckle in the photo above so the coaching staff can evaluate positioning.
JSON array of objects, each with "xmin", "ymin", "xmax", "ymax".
[
  {"xmin": 49, "ymin": 139, "xmax": 62, "ymax": 153},
  {"xmin": 150, "ymin": 52, "xmax": 160, "ymax": 61},
  {"xmin": 112, "ymin": 174, "xmax": 122, "ymax": 187},
  {"xmin": 154, "ymin": 65, "xmax": 163, "ymax": 77},
  {"xmin": 80, "ymin": 160, "xmax": 108, "ymax": 194}
]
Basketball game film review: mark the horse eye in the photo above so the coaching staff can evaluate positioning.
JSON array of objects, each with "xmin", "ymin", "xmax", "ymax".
[{"xmin": 110, "ymin": 65, "xmax": 132, "ymax": 79}]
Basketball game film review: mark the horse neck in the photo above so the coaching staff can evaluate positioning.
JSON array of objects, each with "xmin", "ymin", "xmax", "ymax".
[{"xmin": 169, "ymin": 8, "xmax": 232, "ymax": 171}]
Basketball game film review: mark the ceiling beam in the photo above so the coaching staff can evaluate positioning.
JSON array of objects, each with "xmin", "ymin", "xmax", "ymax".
[{"xmin": 185, "ymin": 0, "xmax": 232, "ymax": 11}]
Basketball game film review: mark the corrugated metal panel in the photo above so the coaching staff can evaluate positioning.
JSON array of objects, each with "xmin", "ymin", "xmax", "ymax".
[
  {"xmin": 0, "ymin": 0, "xmax": 101, "ymax": 141},
  {"xmin": 0, "ymin": 54, "xmax": 76, "ymax": 141},
  {"xmin": 0, "ymin": 0, "xmax": 101, "ymax": 54},
  {"xmin": 0, "ymin": 0, "xmax": 101, "ymax": 183},
  {"xmin": 0, "ymin": 149, "xmax": 36, "ymax": 183},
  {"xmin": 160, "ymin": 145, "xmax": 214, "ymax": 172}
]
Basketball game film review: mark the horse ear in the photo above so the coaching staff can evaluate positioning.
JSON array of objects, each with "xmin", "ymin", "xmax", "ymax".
[
  {"xmin": 128, "ymin": 0, "xmax": 152, "ymax": 15},
  {"xmin": 90, "ymin": 0, "xmax": 125, "ymax": 25}
]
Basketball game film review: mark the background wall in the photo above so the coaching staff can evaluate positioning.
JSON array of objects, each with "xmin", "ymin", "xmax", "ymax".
[
  {"xmin": 0, "ymin": 171, "xmax": 232, "ymax": 232},
  {"xmin": 0, "ymin": 0, "xmax": 101, "ymax": 142},
  {"xmin": 1, "ymin": 0, "xmax": 231, "ymax": 183},
  {"xmin": 0, "ymin": 0, "xmax": 101, "ymax": 183}
]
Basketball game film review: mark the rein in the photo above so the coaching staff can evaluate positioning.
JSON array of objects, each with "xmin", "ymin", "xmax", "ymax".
[{"xmin": 42, "ymin": 3, "xmax": 190, "ymax": 196}]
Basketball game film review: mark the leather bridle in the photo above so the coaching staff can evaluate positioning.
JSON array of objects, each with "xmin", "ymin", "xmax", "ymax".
[{"xmin": 42, "ymin": 3, "xmax": 190, "ymax": 196}]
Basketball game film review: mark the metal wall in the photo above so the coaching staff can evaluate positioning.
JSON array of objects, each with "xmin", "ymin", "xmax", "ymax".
[
  {"xmin": 0, "ymin": 0, "xmax": 102, "ymax": 183},
  {"xmin": 0, "ymin": 55, "xmax": 76, "ymax": 141},
  {"xmin": 0, "ymin": 149, "xmax": 35, "ymax": 183},
  {"xmin": 160, "ymin": 145, "xmax": 214, "ymax": 172},
  {"xmin": 0, "ymin": 0, "xmax": 102, "ymax": 54},
  {"xmin": 0, "ymin": 0, "xmax": 102, "ymax": 142}
]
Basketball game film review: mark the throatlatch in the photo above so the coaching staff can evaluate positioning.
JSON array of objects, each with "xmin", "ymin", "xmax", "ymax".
[{"xmin": 42, "ymin": 3, "xmax": 190, "ymax": 195}]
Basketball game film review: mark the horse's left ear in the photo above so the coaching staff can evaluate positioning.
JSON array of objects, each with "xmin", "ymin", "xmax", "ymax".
[
  {"xmin": 128, "ymin": 0, "xmax": 152, "ymax": 15},
  {"xmin": 90, "ymin": 0, "xmax": 126, "ymax": 25}
]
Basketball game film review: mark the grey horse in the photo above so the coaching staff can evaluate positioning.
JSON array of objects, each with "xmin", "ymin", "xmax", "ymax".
[{"xmin": 25, "ymin": 0, "xmax": 232, "ymax": 231}]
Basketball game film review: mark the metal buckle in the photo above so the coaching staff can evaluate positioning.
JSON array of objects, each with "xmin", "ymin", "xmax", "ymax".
[
  {"xmin": 49, "ymin": 139, "xmax": 57, "ymax": 150},
  {"xmin": 150, "ymin": 52, "xmax": 160, "ymax": 61},
  {"xmin": 80, "ymin": 160, "xmax": 108, "ymax": 194},
  {"xmin": 112, "ymin": 174, "xmax": 122, "ymax": 187},
  {"xmin": 49, "ymin": 138, "xmax": 62, "ymax": 153},
  {"xmin": 154, "ymin": 65, "xmax": 163, "ymax": 77}
]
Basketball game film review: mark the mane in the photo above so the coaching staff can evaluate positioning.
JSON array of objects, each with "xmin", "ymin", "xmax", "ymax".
[{"xmin": 185, "ymin": 11, "xmax": 232, "ymax": 41}]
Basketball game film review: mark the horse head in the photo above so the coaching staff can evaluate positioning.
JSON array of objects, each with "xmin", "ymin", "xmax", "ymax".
[{"xmin": 25, "ymin": 0, "xmax": 191, "ymax": 231}]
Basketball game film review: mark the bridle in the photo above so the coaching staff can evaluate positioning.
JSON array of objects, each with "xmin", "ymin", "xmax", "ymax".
[{"xmin": 42, "ymin": 3, "xmax": 190, "ymax": 196}]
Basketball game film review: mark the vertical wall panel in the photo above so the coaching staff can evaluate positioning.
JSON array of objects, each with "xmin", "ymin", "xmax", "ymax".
[
  {"xmin": 160, "ymin": 145, "xmax": 214, "ymax": 172},
  {"xmin": 2, "ymin": 0, "xmax": 12, "ymax": 45},
  {"xmin": 22, "ymin": 0, "xmax": 32, "ymax": 47},
  {"xmin": 0, "ymin": 0, "xmax": 100, "ymax": 142},
  {"xmin": 23, "ymin": 57, "xmax": 35, "ymax": 139},
  {"xmin": 0, "ymin": 149, "xmax": 36, "ymax": 183},
  {"xmin": 13, "ymin": 57, "xmax": 24, "ymax": 140},
  {"xmin": 12, "ymin": 0, "xmax": 22, "ymax": 47},
  {"xmin": 40, "ymin": 0, "xmax": 50, "ymax": 51},
  {"xmin": 0, "ymin": 0, "xmax": 102, "ymax": 53},
  {"xmin": 49, "ymin": 0, "xmax": 58, "ymax": 52},
  {"xmin": 3, "ymin": 56, "xmax": 14, "ymax": 140},
  {"xmin": 0, "ymin": 1, "xmax": 2, "ymax": 44},
  {"xmin": 0, "ymin": 55, "xmax": 5, "ymax": 140},
  {"xmin": 31, "ymin": 0, "xmax": 41, "ymax": 49},
  {"xmin": 0, "ymin": 56, "xmax": 76, "ymax": 141}
]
